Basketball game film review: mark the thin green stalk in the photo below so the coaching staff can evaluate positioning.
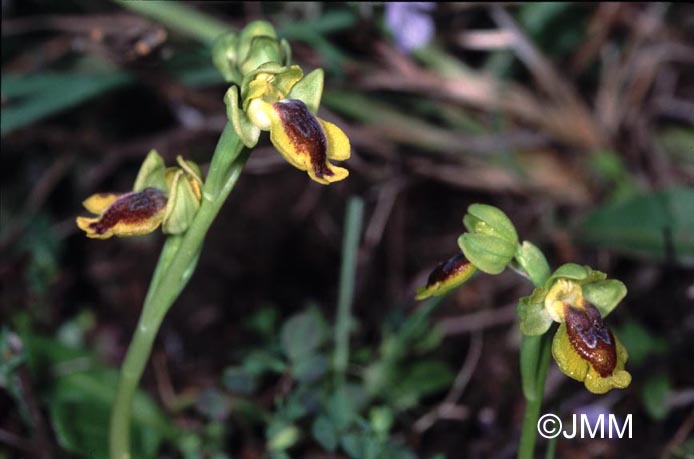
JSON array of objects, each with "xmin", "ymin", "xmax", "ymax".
[
  {"xmin": 518, "ymin": 332, "xmax": 553, "ymax": 459},
  {"xmin": 515, "ymin": 247, "xmax": 554, "ymax": 459},
  {"xmin": 109, "ymin": 123, "xmax": 247, "ymax": 459},
  {"xmin": 334, "ymin": 197, "xmax": 364, "ymax": 387}
]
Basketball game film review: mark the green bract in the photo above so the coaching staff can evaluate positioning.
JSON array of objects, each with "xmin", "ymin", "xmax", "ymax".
[
  {"xmin": 133, "ymin": 150, "xmax": 204, "ymax": 235},
  {"xmin": 514, "ymin": 240, "xmax": 551, "ymax": 288},
  {"xmin": 458, "ymin": 204, "xmax": 518, "ymax": 275},
  {"xmin": 517, "ymin": 263, "xmax": 627, "ymax": 335},
  {"xmin": 212, "ymin": 33, "xmax": 241, "ymax": 84},
  {"xmin": 162, "ymin": 157, "xmax": 203, "ymax": 235},
  {"xmin": 133, "ymin": 150, "xmax": 168, "ymax": 192}
]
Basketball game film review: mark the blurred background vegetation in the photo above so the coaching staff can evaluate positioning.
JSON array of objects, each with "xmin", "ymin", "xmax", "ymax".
[{"xmin": 1, "ymin": 2, "xmax": 693, "ymax": 459}]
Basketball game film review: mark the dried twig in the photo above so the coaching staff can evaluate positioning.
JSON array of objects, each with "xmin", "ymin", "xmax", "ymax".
[
  {"xmin": 413, "ymin": 331, "xmax": 483, "ymax": 433},
  {"xmin": 438, "ymin": 303, "xmax": 517, "ymax": 336}
]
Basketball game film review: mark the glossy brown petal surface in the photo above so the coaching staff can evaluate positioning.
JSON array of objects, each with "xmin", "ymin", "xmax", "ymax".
[
  {"xmin": 564, "ymin": 301, "xmax": 617, "ymax": 377},
  {"xmin": 274, "ymin": 99, "xmax": 332, "ymax": 179}
]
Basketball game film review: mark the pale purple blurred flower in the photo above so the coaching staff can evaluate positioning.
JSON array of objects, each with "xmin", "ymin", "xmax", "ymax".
[
  {"xmin": 575, "ymin": 403, "xmax": 626, "ymax": 439},
  {"xmin": 576, "ymin": 403, "xmax": 612, "ymax": 426},
  {"xmin": 385, "ymin": 2, "xmax": 435, "ymax": 53}
]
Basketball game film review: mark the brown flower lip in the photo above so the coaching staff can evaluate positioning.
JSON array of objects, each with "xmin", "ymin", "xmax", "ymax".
[
  {"xmin": 273, "ymin": 99, "xmax": 333, "ymax": 179},
  {"xmin": 88, "ymin": 187, "xmax": 167, "ymax": 236},
  {"xmin": 426, "ymin": 253, "xmax": 471, "ymax": 287},
  {"xmin": 564, "ymin": 301, "xmax": 617, "ymax": 377}
]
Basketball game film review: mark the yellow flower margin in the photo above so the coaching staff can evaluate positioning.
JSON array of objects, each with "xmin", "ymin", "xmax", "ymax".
[{"xmin": 553, "ymin": 322, "xmax": 631, "ymax": 394}]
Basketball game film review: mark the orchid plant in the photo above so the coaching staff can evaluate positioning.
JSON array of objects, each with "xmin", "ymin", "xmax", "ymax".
[
  {"xmin": 416, "ymin": 204, "xmax": 631, "ymax": 459},
  {"xmin": 75, "ymin": 21, "xmax": 350, "ymax": 459},
  {"xmin": 75, "ymin": 16, "xmax": 632, "ymax": 459}
]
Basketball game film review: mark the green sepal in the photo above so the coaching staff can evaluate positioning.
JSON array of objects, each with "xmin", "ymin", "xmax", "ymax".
[
  {"xmin": 240, "ymin": 36, "xmax": 283, "ymax": 76},
  {"xmin": 133, "ymin": 150, "xmax": 167, "ymax": 192},
  {"xmin": 458, "ymin": 233, "xmax": 515, "ymax": 275},
  {"xmin": 212, "ymin": 32, "xmax": 242, "ymax": 84},
  {"xmin": 287, "ymin": 68, "xmax": 324, "ymax": 114},
  {"xmin": 583, "ymin": 279, "xmax": 627, "ymax": 318},
  {"xmin": 162, "ymin": 167, "xmax": 201, "ymax": 235},
  {"xmin": 225, "ymin": 86, "xmax": 260, "ymax": 148},
  {"xmin": 517, "ymin": 288, "xmax": 553, "ymax": 336},
  {"xmin": 463, "ymin": 203, "xmax": 518, "ymax": 245},
  {"xmin": 280, "ymin": 38, "xmax": 292, "ymax": 66},
  {"xmin": 237, "ymin": 20, "xmax": 278, "ymax": 65}
]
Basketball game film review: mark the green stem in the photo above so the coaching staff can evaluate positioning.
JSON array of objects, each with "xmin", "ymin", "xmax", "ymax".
[
  {"xmin": 109, "ymin": 123, "xmax": 246, "ymax": 459},
  {"xmin": 333, "ymin": 197, "xmax": 364, "ymax": 388},
  {"xmin": 518, "ymin": 332, "xmax": 553, "ymax": 459},
  {"xmin": 515, "ymin": 243, "xmax": 554, "ymax": 459}
]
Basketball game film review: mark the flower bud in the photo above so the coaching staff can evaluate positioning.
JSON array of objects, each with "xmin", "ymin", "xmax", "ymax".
[
  {"xmin": 239, "ymin": 36, "xmax": 283, "ymax": 76},
  {"xmin": 162, "ymin": 156, "xmax": 203, "ymax": 235},
  {"xmin": 458, "ymin": 204, "xmax": 518, "ymax": 275},
  {"xmin": 237, "ymin": 20, "xmax": 278, "ymax": 64},
  {"xmin": 415, "ymin": 253, "xmax": 477, "ymax": 300},
  {"xmin": 212, "ymin": 33, "xmax": 242, "ymax": 84}
]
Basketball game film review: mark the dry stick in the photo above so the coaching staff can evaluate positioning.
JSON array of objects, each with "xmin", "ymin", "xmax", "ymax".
[
  {"xmin": 438, "ymin": 303, "xmax": 518, "ymax": 336},
  {"xmin": 362, "ymin": 45, "xmax": 598, "ymax": 150},
  {"xmin": 489, "ymin": 6, "xmax": 605, "ymax": 149},
  {"xmin": 413, "ymin": 331, "xmax": 484, "ymax": 433},
  {"xmin": 660, "ymin": 409, "xmax": 694, "ymax": 459}
]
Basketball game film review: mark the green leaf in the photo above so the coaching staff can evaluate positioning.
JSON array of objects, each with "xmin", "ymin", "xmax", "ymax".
[
  {"xmin": 1, "ymin": 72, "xmax": 130, "ymax": 137},
  {"xmin": 326, "ymin": 388, "xmax": 356, "ymax": 431},
  {"xmin": 312, "ymin": 416, "xmax": 337, "ymax": 451},
  {"xmin": 280, "ymin": 309, "xmax": 326, "ymax": 362},
  {"xmin": 242, "ymin": 349, "xmax": 287, "ymax": 376},
  {"xmin": 389, "ymin": 360, "xmax": 453, "ymax": 411},
  {"xmin": 368, "ymin": 406, "xmax": 393, "ymax": 437},
  {"xmin": 222, "ymin": 366, "xmax": 258, "ymax": 395},
  {"xmin": 641, "ymin": 373, "xmax": 671, "ymax": 420},
  {"xmin": 577, "ymin": 187, "xmax": 694, "ymax": 265},
  {"xmin": 614, "ymin": 320, "xmax": 668, "ymax": 366},
  {"xmin": 50, "ymin": 369, "xmax": 171, "ymax": 459},
  {"xmin": 340, "ymin": 432, "xmax": 364, "ymax": 459},
  {"xmin": 267, "ymin": 421, "xmax": 300, "ymax": 451},
  {"xmin": 292, "ymin": 353, "xmax": 328, "ymax": 383},
  {"xmin": 245, "ymin": 306, "xmax": 279, "ymax": 338},
  {"xmin": 20, "ymin": 333, "xmax": 172, "ymax": 459}
]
